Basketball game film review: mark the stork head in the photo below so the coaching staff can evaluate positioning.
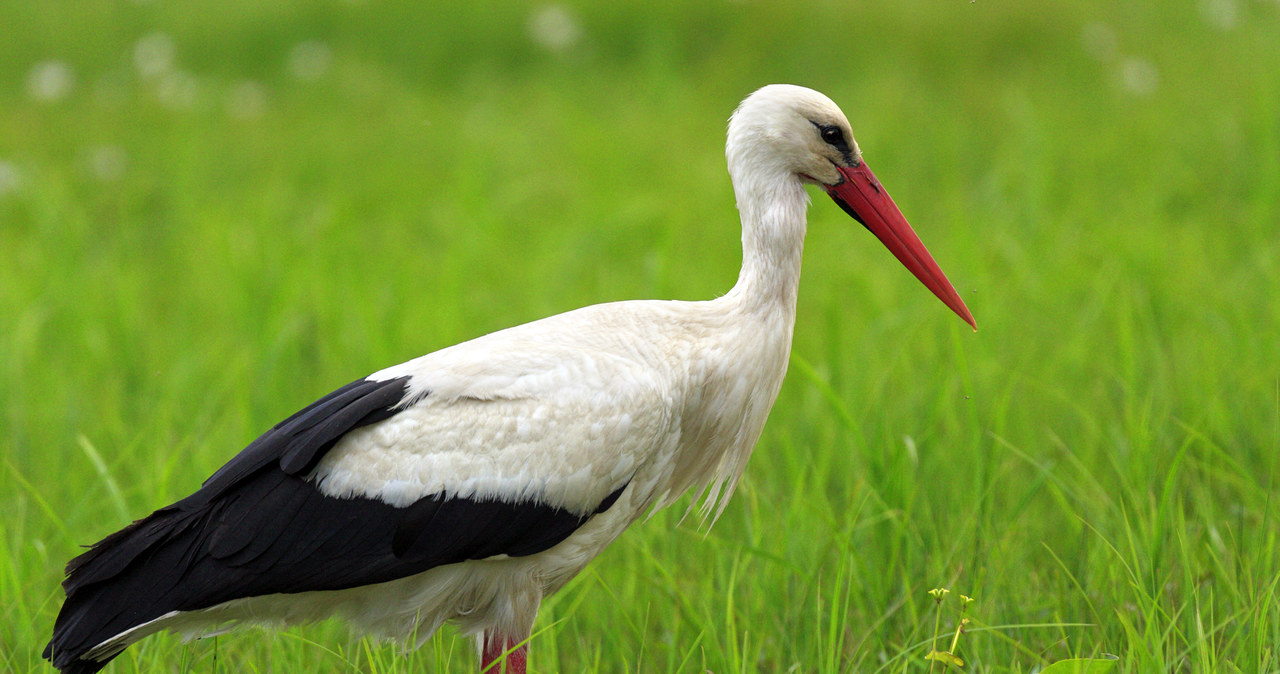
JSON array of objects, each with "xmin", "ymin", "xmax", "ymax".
[{"xmin": 728, "ymin": 84, "xmax": 977, "ymax": 330}]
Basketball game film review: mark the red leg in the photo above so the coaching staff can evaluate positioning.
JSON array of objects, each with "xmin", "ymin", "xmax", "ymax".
[{"xmin": 481, "ymin": 632, "xmax": 528, "ymax": 674}]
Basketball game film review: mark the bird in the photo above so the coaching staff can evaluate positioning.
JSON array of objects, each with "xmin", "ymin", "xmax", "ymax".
[{"xmin": 44, "ymin": 84, "xmax": 976, "ymax": 674}]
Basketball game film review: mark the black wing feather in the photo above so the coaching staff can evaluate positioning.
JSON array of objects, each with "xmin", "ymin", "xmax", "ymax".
[
  {"xmin": 45, "ymin": 375, "xmax": 628, "ymax": 674},
  {"xmin": 204, "ymin": 376, "xmax": 410, "ymax": 493}
]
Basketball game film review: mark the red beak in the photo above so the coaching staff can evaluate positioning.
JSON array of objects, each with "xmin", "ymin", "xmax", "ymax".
[{"xmin": 825, "ymin": 162, "xmax": 977, "ymax": 330}]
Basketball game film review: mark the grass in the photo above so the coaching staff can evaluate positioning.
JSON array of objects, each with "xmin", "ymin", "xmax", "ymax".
[{"xmin": 3, "ymin": 0, "xmax": 1279, "ymax": 671}]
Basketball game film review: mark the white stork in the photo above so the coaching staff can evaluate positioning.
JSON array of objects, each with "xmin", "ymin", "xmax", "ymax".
[{"xmin": 44, "ymin": 84, "xmax": 975, "ymax": 674}]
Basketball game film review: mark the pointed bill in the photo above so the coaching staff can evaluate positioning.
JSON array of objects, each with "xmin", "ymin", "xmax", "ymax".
[{"xmin": 825, "ymin": 161, "xmax": 977, "ymax": 330}]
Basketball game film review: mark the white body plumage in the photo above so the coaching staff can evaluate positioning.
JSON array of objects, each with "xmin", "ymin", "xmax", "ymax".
[{"xmin": 141, "ymin": 290, "xmax": 794, "ymax": 648}]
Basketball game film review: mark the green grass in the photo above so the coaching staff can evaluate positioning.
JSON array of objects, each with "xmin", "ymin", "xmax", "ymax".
[{"xmin": 3, "ymin": 0, "xmax": 1279, "ymax": 671}]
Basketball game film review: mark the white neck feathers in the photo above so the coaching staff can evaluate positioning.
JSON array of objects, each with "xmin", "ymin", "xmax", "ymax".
[{"xmin": 723, "ymin": 134, "xmax": 811, "ymax": 315}]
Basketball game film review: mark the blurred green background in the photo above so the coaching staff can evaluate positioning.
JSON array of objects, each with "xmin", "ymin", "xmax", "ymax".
[{"xmin": 3, "ymin": 0, "xmax": 1278, "ymax": 672}]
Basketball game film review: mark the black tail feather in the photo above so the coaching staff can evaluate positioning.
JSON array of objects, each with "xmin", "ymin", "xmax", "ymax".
[{"xmin": 45, "ymin": 504, "xmax": 209, "ymax": 672}]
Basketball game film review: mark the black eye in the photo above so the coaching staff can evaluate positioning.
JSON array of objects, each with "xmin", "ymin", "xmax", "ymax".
[{"xmin": 817, "ymin": 124, "xmax": 848, "ymax": 150}]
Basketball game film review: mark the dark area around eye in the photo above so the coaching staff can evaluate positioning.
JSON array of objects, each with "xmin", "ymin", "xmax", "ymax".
[{"xmin": 813, "ymin": 122, "xmax": 849, "ymax": 152}]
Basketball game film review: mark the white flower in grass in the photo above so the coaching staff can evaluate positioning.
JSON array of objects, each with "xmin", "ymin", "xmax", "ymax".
[
  {"xmin": 27, "ymin": 61, "xmax": 75, "ymax": 102},
  {"xmin": 1200, "ymin": 0, "xmax": 1238, "ymax": 31},
  {"xmin": 1118, "ymin": 57, "xmax": 1160, "ymax": 97},
  {"xmin": 528, "ymin": 5, "xmax": 580, "ymax": 52},
  {"xmin": 134, "ymin": 32, "xmax": 175, "ymax": 78},
  {"xmin": 288, "ymin": 41, "xmax": 333, "ymax": 82},
  {"xmin": 0, "ymin": 160, "xmax": 23, "ymax": 197}
]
